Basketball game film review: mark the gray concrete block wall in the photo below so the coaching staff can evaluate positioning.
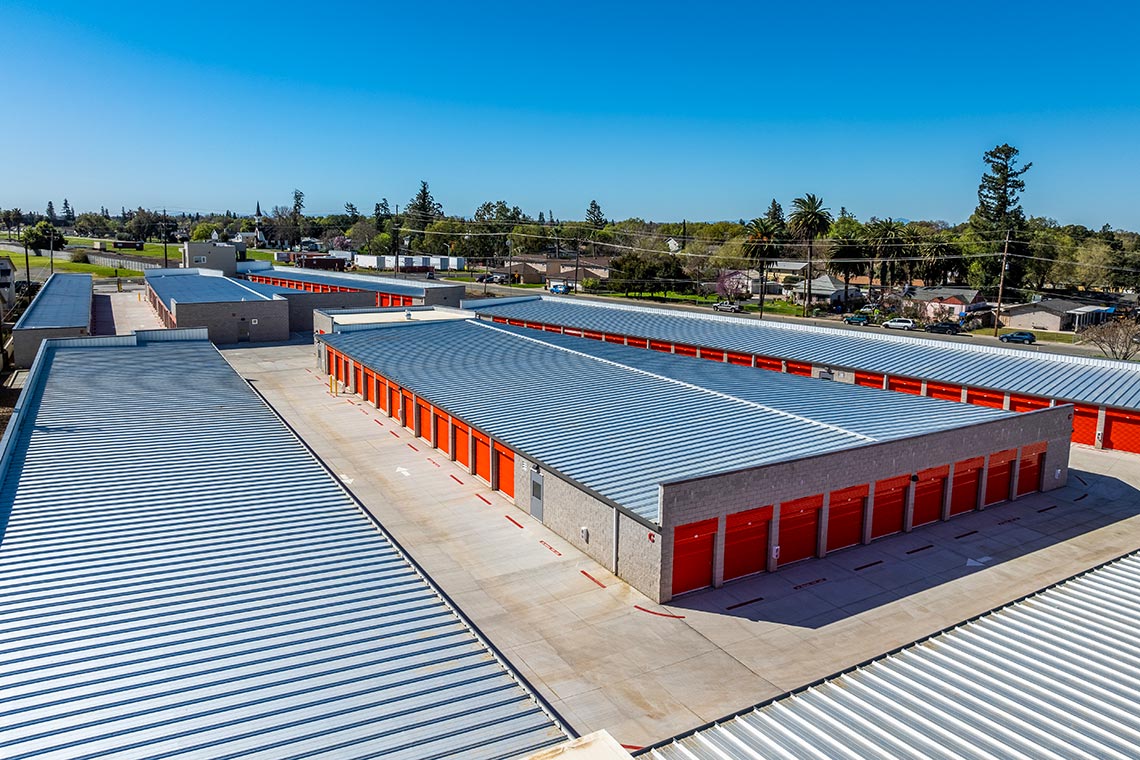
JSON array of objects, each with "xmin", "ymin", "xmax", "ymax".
[
  {"xmin": 538, "ymin": 472, "xmax": 617, "ymax": 572},
  {"xmin": 659, "ymin": 406, "xmax": 1073, "ymax": 531},
  {"xmin": 420, "ymin": 284, "xmax": 465, "ymax": 308},
  {"xmin": 174, "ymin": 300, "xmax": 290, "ymax": 344},
  {"xmin": 617, "ymin": 512, "xmax": 664, "ymax": 602},
  {"xmin": 281, "ymin": 292, "xmax": 376, "ymax": 331},
  {"xmin": 13, "ymin": 326, "xmax": 89, "ymax": 368}
]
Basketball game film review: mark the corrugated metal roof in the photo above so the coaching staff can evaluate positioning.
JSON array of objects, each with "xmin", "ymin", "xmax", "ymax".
[
  {"xmin": 465, "ymin": 297, "xmax": 1140, "ymax": 410},
  {"xmin": 12, "ymin": 273, "xmax": 92, "ymax": 330},
  {"xmin": 261, "ymin": 267, "xmax": 459, "ymax": 296},
  {"xmin": 146, "ymin": 270, "xmax": 275, "ymax": 309},
  {"xmin": 640, "ymin": 551, "xmax": 1140, "ymax": 760},
  {"xmin": 0, "ymin": 336, "xmax": 567, "ymax": 760},
  {"xmin": 321, "ymin": 321, "xmax": 1010, "ymax": 523}
]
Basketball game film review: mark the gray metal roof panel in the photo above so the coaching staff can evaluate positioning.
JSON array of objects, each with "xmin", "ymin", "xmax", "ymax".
[
  {"xmin": 322, "ymin": 321, "xmax": 1011, "ymax": 523},
  {"xmin": 0, "ymin": 337, "xmax": 566, "ymax": 760},
  {"xmin": 640, "ymin": 552, "xmax": 1140, "ymax": 760},
  {"xmin": 467, "ymin": 297, "xmax": 1140, "ymax": 410},
  {"xmin": 12, "ymin": 274, "xmax": 92, "ymax": 330},
  {"xmin": 145, "ymin": 272, "xmax": 274, "ymax": 309},
  {"xmin": 263, "ymin": 267, "xmax": 457, "ymax": 296}
]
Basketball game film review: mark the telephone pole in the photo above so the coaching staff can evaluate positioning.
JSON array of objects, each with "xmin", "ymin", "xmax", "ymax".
[
  {"xmin": 162, "ymin": 207, "xmax": 169, "ymax": 268},
  {"xmin": 992, "ymin": 230, "xmax": 1011, "ymax": 338}
]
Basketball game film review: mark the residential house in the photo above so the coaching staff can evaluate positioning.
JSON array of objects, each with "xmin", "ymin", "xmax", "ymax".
[
  {"xmin": 1002, "ymin": 297, "xmax": 1113, "ymax": 332},
  {"xmin": 788, "ymin": 274, "xmax": 863, "ymax": 305},
  {"xmin": 906, "ymin": 285, "xmax": 988, "ymax": 321}
]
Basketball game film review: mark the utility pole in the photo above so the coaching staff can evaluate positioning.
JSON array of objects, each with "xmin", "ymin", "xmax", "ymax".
[
  {"xmin": 992, "ymin": 230, "xmax": 1011, "ymax": 338},
  {"xmin": 574, "ymin": 243, "xmax": 581, "ymax": 293},
  {"xmin": 162, "ymin": 207, "xmax": 168, "ymax": 268},
  {"xmin": 49, "ymin": 226, "xmax": 55, "ymax": 275}
]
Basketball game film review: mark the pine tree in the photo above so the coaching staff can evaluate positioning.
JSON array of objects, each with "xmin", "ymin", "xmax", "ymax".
[
  {"xmin": 586, "ymin": 199, "xmax": 606, "ymax": 229},
  {"xmin": 374, "ymin": 198, "xmax": 391, "ymax": 222},
  {"xmin": 538, "ymin": 211, "xmax": 546, "ymax": 226},
  {"xmin": 968, "ymin": 143, "xmax": 1032, "ymax": 289},
  {"xmin": 46, "ymin": 201, "xmax": 57, "ymax": 223},
  {"xmin": 765, "ymin": 199, "xmax": 785, "ymax": 230},
  {"xmin": 61, "ymin": 198, "xmax": 74, "ymax": 223}
]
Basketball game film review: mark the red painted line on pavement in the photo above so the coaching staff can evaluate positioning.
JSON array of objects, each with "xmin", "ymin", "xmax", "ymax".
[
  {"xmin": 407, "ymin": 443, "xmax": 419, "ymax": 452},
  {"xmin": 373, "ymin": 419, "xmax": 384, "ymax": 427},
  {"xmin": 345, "ymin": 399, "xmax": 355, "ymax": 405},
  {"xmin": 504, "ymin": 514, "xmax": 524, "ymax": 529},
  {"xmin": 634, "ymin": 605, "xmax": 685, "ymax": 619},
  {"xmin": 305, "ymin": 368, "xmax": 312, "ymax": 373},
  {"xmin": 540, "ymin": 541, "xmax": 562, "ymax": 557},
  {"xmin": 427, "ymin": 458, "xmax": 441, "ymax": 467},
  {"xmin": 360, "ymin": 408, "xmax": 369, "ymax": 414},
  {"xmin": 450, "ymin": 474, "xmax": 464, "ymax": 484},
  {"xmin": 581, "ymin": 570, "xmax": 606, "ymax": 588},
  {"xmin": 389, "ymin": 430, "xmax": 400, "ymax": 438},
  {"xmin": 476, "ymin": 494, "xmax": 492, "ymax": 505}
]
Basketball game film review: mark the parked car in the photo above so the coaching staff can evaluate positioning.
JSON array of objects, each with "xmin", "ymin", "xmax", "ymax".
[
  {"xmin": 712, "ymin": 301, "xmax": 744, "ymax": 313},
  {"xmin": 475, "ymin": 274, "xmax": 491, "ymax": 283},
  {"xmin": 924, "ymin": 322, "xmax": 962, "ymax": 335},
  {"xmin": 882, "ymin": 318, "xmax": 916, "ymax": 331},
  {"xmin": 425, "ymin": 271, "xmax": 436, "ymax": 279},
  {"xmin": 1000, "ymin": 331, "xmax": 1037, "ymax": 344},
  {"xmin": 858, "ymin": 304, "xmax": 877, "ymax": 314},
  {"xmin": 842, "ymin": 314, "xmax": 870, "ymax": 326},
  {"xmin": 550, "ymin": 284, "xmax": 570, "ymax": 294}
]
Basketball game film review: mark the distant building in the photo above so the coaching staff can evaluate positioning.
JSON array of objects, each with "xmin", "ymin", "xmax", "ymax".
[
  {"xmin": 1002, "ymin": 297, "xmax": 1113, "ymax": 332},
  {"xmin": 789, "ymin": 274, "xmax": 863, "ymax": 304},
  {"xmin": 0, "ymin": 255, "xmax": 15, "ymax": 309},
  {"xmin": 906, "ymin": 285, "xmax": 988, "ymax": 321}
]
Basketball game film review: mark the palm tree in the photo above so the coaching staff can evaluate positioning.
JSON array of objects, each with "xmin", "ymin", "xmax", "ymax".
[
  {"xmin": 743, "ymin": 217, "xmax": 780, "ymax": 318},
  {"xmin": 827, "ymin": 233, "xmax": 868, "ymax": 308},
  {"xmin": 865, "ymin": 217, "xmax": 906, "ymax": 296},
  {"xmin": 788, "ymin": 194, "xmax": 833, "ymax": 316}
]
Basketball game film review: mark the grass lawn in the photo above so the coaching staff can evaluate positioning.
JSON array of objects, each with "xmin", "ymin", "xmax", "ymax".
[
  {"xmin": 19, "ymin": 255, "xmax": 142, "ymax": 278},
  {"xmin": 970, "ymin": 327, "xmax": 1075, "ymax": 344}
]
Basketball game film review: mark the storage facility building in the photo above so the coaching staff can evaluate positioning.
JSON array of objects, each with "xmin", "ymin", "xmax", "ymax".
[
  {"xmin": 11, "ymin": 273, "xmax": 92, "ymax": 367},
  {"xmin": 0, "ymin": 329, "xmax": 568, "ymax": 759},
  {"xmin": 318, "ymin": 319, "xmax": 1071, "ymax": 602},
  {"xmin": 641, "ymin": 550, "xmax": 1140, "ymax": 759},
  {"xmin": 241, "ymin": 264, "xmax": 466, "ymax": 308},
  {"xmin": 145, "ymin": 268, "xmax": 291, "ymax": 343},
  {"xmin": 464, "ymin": 296, "xmax": 1140, "ymax": 455}
]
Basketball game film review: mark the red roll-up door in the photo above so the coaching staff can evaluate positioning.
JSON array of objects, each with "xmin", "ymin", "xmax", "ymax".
[
  {"xmin": 473, "ymin": 431, "xmax": 491, "ymax": 482},
  {"xmin": 354, "ymin": 365, "xmax": 363, "ymax": 395},
  {"xmin": 379, "ymin": 294, "xmax": 391, "ymax": 307},
  {"xmin": 785, "ymin": 360, "xmax": 812, "ymax": 376},
  {"xmin": 543, "ymin": 324, "xmax": 561, "ymax": 333},
  {"xmin": 912, "ymin": 465, "xmax": 949, "ymax": 527},
  {"xmin": 454, "ymin": 422, "xmax": 470, "ymax": 467},
  {"xmin": 778, "ymin": 495, "xmax": 823, "ymax": 564},
  {"xmin": 1104, "ymin": 410, "xmax": 1140, "ymax": 453},
  {"xmin": 827, "ymin": 485, "xmax": 867, "ymax": 551},
  {"xmin": 727, "ymin": 352, "xmax": 752, "ymax": 366},
  {"xmin": 926, "ymin": 382, "xmax": 961, "ymax": 401},
  {"xmin": 887, "ymin": 376, "xmax": 922, "ymax": 395},
  {"xmin": 854, "ymin": 371, "xmax": 884, "ymax": 389},
  {"xmin": 362, "ymin": 370, "xmax": 374, "ymax": 403},
  {"xmin": 401, "ymin": 390, "xmax": 413, "ymax": 430},
  {"xmin": 1071, "ymin": 404, "xmax": 1099, "ymax": 445},
  {"xmin": 700, "ymin": 348, "xmax": 726, "ymax": 362},
  {"xmin": 434, "ymin": 412, "xmax": 450, "ymax": 454},
  {"xmin": 871, "ymin": 475, "xmax": 909, "ymax": 539},
  {"xmin": 1009, "ymin": 394, "xmax": 1051, "ymax": 413},
  {"xmin": 674, "ymin": 343, "xmax": 698, "ymax": 358},
  {"xmin": 724, "ymin": 506, "xmax": 773, "ymax": 581},
  {"xmin": 755, "ymin": 356, "xmax": 782, "ymax": 372},
  {"xmin": 583, "ymin": 330, "xmax": 603, "ymax": 341},
  {"xmin": 951, "ymin": 457, "xmax": 983, "ymax": 515},
  {"xmin": 966, "ymin": 388, "xmax": 1005, "ymax": 409},
  {"xmin": 1017, "ymin": 442, "xmax": 1047, "ymax": 496},
  {"xmin": 627, "ymin": 337, "xmax": 648, "ymax": 349},
  {"xmin": 374, "ymin": 378, "xmax": 387, "ymax": 413},
  {"xmin": 649, "ymin": 339, "xmax": 672, "ymax": 353},
  {"xmin": 672, "ymin": 519, "xmax": 718, "ymax": 596},
  {"xmin": 416, "ymin": 401, "xmax": 431, "ymax": 440},
  {"xmin": 494, "ymin": 443, "xmax": 514, "ymax": 498},
  {"xmin": 984, "ymin": 449, "xmax": 1017, "ymax": 505},
  {"xmin": 603, "ymin": 333, "xmax": 624, "ymax": 344}
]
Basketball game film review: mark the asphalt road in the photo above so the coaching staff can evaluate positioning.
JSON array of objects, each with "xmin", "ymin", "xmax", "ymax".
[{"xmin": 452, "ymin": 281, "xmax": 1109, "ymax": 360}]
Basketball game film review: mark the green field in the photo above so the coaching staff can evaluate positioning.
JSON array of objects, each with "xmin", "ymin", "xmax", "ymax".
[
  {"xmin": 16, "ymin": 255, "xmax": 142, "ymax": 278},
  {"xmin": 65, "ymin": 236, "xmax": 278, "ymax": 263}
]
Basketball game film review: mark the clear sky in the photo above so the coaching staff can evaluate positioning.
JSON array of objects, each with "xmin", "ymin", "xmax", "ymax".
[{"xmin": 3, "ymin": 1, "xmax": 1138, "ymax": 228}]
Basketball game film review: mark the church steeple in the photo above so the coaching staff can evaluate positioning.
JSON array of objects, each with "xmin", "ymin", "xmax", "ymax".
[{"xmin": 255, "ymin": 201, "xmax": 262, "ymax": 220}]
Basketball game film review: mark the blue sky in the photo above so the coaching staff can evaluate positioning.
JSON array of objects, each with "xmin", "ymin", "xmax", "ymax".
[{"xmin": 3, "ymin": 1, "xmax": 1138, "ymax": 228}]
